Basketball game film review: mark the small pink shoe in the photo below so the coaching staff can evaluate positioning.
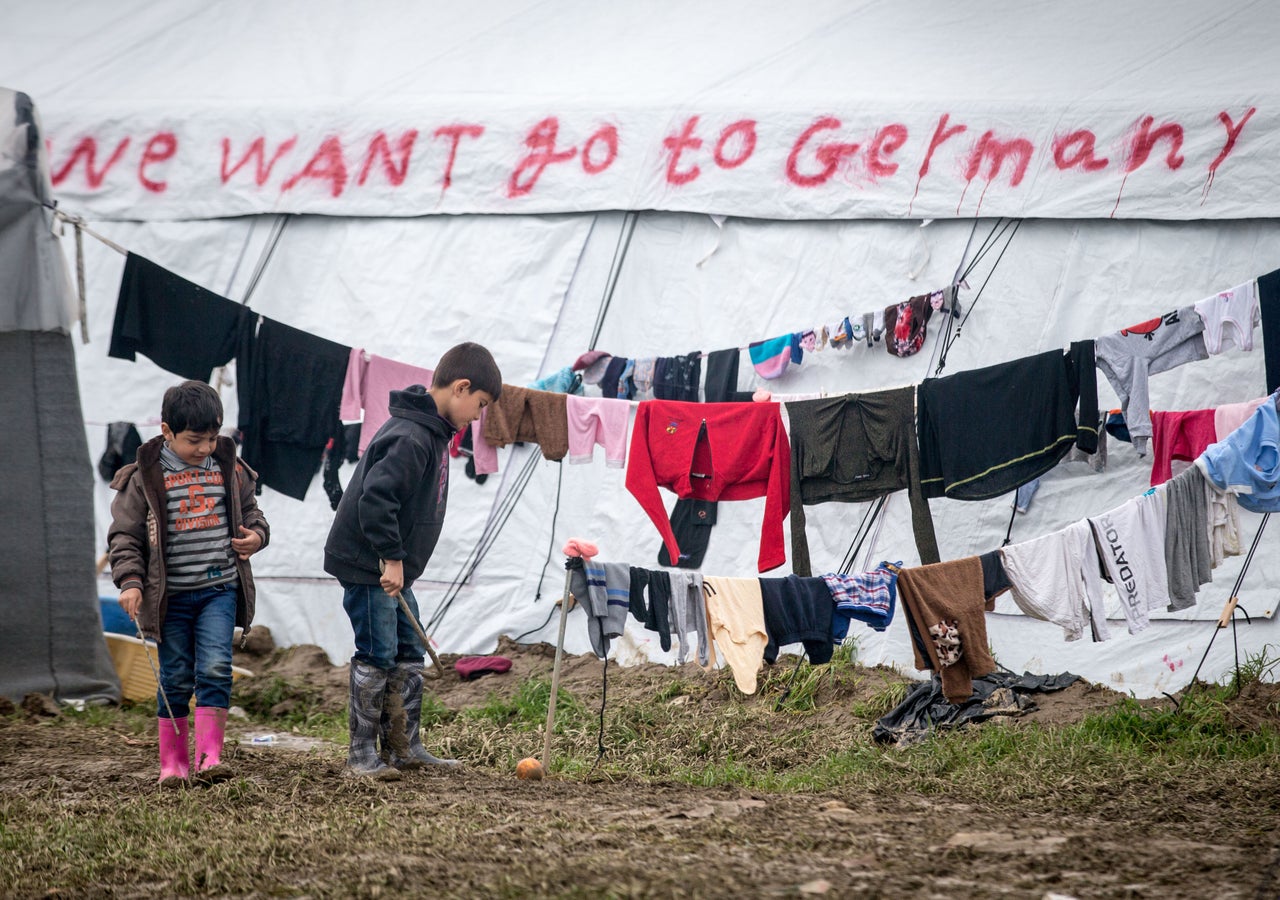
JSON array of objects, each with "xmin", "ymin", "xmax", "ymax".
[
  {"xmin": 193, "ymin": 707, "xmax": 231, "ymax": 784},
  {"xmin": 157, "ymin": 716, "xmax": 189, "ymax": 788}
]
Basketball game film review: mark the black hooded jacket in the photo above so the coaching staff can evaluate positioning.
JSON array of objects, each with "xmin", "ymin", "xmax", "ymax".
[{"xmin": 323, "ymin": 386, "xmax": 455, "ymax": 587}]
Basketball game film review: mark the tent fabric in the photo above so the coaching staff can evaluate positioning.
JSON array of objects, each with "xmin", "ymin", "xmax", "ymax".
[
  {"xmin": 2, "ymin": 6, "xmax": 1279, "ymax": 700},
  {"xmin": 1, "ymin": 3, "xmax": 1278, "ymax": 221},
  {"xmin": 0, "ymin": 89, "xmax": 74, "ymax": 332},
  {"xmin": 0, "ymin": 331, "xmax": 120, "ymax": 703},
  {"xmin": 0, "ymin": 88, "xmax": 119, "ymax": 703},
  {"xmin": 56, "ymin": 213, "xmax": 1280, "ymax": 701}
]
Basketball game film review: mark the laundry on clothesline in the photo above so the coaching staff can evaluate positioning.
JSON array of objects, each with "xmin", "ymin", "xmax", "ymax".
[
  {"xmin": 109, "ymin": 252, "xmax": 249, "ymax": 383},
  {"xmin": 340, "ymin": 349, "xmax": 434, "ymax": 456},
  {"xmin": 917, "ymin": 341, "xmax": 1098, "ymax": 502},
  {"xmin": 1095, "ymin": 307, "xmax": 1208, "ymax": 457}
]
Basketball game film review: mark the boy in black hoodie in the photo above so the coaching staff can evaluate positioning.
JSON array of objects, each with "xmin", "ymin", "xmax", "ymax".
[{"xmin": 324, "ymin": 342, "xmax": 501, "ymax": 779}]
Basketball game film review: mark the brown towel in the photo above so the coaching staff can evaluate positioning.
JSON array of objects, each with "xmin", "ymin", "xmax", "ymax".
[
  {"xmin": 481, "ymin": 385, "xmax": 570, "ymax": 461},
  {"xmin": 895, "ymin": 557, "xmax": 995, "ymax": 704}
]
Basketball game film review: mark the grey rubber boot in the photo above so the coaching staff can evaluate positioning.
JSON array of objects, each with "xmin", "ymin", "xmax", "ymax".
[
  {"xmin": 346, "ymin": 661, "xmax": 401, "ymax": 780},
  {"xmin": 384, "ymin": 662, "xmax": 461, "ymax": 770}
]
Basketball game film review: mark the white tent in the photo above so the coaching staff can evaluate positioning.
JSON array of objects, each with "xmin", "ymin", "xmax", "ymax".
[{"xmin": 3, "ymin": 1, "xmax": 1278, "ymax": 698}]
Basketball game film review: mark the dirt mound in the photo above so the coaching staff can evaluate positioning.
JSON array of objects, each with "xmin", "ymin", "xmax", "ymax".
[
  {"xmin": 233, "ymin": 629, "xmax": 1132, "ymax": 734},
  {"xmin": 1221, "ymin": 679, "xmax": 1280, "ymax": 732}
]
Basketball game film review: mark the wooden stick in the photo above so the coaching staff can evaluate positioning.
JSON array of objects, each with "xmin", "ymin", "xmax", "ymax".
[
  {"xmin": 133, "ymin": 623, "xmax": 180, "ymax": 734},
  {"xmin": 542, "ymin": 564, "xmax": 576, "ymax": 772},
  {"xmin": 1217, "ymin": 596, "xmax": 1240, "ymax": 629},
  {"xmin": 390, "ymin": 589, "xmax": 444, "ymax": 678},
  {"xmin": 1187, "ymin": 513, "xmax": 1269, "ymax": 691},
  {"xmin": 379, "ymin": 561, "xmax": 443, "ymax": 678}
]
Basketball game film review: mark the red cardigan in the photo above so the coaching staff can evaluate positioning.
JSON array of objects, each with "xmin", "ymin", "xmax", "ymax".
[{"xmin": 625, "ymin": 400, "xmax": 790, "ymax": 572}]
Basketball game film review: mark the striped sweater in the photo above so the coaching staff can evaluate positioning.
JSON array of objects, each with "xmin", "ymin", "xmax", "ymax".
[{"xmin": 159, "ymin": 444, "xmax": 238, "ymax": 593}]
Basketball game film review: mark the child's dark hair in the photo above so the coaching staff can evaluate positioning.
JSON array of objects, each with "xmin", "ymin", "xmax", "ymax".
[
  {"xmin": 161, "ymin": 381, "xmax": 224, "ymax": 434},
  {"xmin": 433, "ymin": 342, "xmax": 503, "ymax": 399}
]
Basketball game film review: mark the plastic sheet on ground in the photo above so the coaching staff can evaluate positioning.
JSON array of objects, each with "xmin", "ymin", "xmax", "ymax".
[{"xmin": 872, "ymin": 670, "xmax": 1079, "ymax": 746}]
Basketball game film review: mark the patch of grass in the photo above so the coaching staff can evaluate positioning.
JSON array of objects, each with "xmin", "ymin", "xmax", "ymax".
[
  {"xmin": 235, "ymin": 675, "xmax": 346, "ymax": 743},
  {"xmin": 654, "ymin": 678, "xmax": 693, "ymax": 702},
  {"xmin": 829, "ymin": 636, "xmax": 858, "ymax": 668},
  {"xmin": 758, "ymin": 659, "xmax": 827, "ymax": 713},
  {"xmin": 849, "ymin": 679, "xmax": 909, "ymax": 720},
  {"xmin": 492, "ymin": 662, "xmax": 1280, "ymax": 805},
  {"xmin": 1231, "ymin": 643, "xmax": 1280, "ymax": 692},
  {"xmin": 1079, "ymin": 692, "xmax": 1280, "ymax": 758},
  {"xmin": 420, "ymin": 693, "xmax": 453, "ymax": 728},
  {"xmin": 461, "ymin": 677, "xmax": 586, "ymax": 732},
  {"xmin": 61, "ymin": 701, "xmax": 154, "ymax": 735}
]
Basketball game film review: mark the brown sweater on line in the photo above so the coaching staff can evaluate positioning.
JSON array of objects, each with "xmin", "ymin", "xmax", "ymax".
[
  {"xmin": 481, "ymin": 385, "xmax": 570, "ymax": 461},
  {"xmin": 895, "ymin": 556, "xmax": 995, "ymax": 704}
]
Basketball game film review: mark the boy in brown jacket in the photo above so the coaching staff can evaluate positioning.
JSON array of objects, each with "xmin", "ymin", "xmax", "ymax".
[{"xmin": 108, "ymin": 381, "xmax": 270, "ymax": 786}]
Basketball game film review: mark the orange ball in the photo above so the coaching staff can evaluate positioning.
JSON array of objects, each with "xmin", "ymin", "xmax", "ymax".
[{"xmin": 515, "ymin": 757, "xmax": 545, "ymax": 780}]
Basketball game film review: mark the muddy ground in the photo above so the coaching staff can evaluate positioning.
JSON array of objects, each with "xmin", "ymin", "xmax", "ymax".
[{"xmin": 2, "ymin": 631, "xmax": 1278, "ymax": 899}]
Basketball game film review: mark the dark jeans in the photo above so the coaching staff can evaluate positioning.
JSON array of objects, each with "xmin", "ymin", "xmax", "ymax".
[
  {"xmin": 157, "ymin": 583, "xmax": 236, "ymax": 717},
  {"xmin": 342, "ymin": 582, "xmax": 425, "ymax": 671}
]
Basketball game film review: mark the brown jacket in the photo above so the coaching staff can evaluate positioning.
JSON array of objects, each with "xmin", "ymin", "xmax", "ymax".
[{"xmin": 107, "ymin": 435, "xmax": 270, "ymax": 642}]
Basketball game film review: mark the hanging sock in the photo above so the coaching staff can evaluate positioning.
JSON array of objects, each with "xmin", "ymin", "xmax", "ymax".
[{"xmin": 748, "ymin": 335, "xmax": 793, "ymax": 379}]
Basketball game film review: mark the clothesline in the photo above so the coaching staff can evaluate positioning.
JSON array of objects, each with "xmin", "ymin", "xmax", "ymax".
[
  {"xmin": 72, "ymin": 204, "xmax": 1280, "ymax": 711},
  {"xmin": 86, "ymin": 416, "xmax": 162, "ymax": 428},
  {"xmin": 102, "ymin": 235, "xmax": 1280, "ymax": 535},
  {"xmin": 556, "ymin": 286, "xmax": 965, "ymax": 401},
  {"xmin": 45, "ymin": 203, "xmax": 127, "ymax": 256},
  {"xmin": 691, "ymin": 289, "xmax": 964, "ymax": 357},
  {"xmin": 572, "ymin": 393, "xmax": 1276, "ymax": 704},
  {"xmin": 54, "ymin": 198, "xmax": 1264, "ymax": 415},
  {"xmin": 90, "ymin": 225, "xmax": 1280, "ymax": 706},
  {"xmin": 90, "ymin": 208, "xmax": 1278, "ymax": 550}
]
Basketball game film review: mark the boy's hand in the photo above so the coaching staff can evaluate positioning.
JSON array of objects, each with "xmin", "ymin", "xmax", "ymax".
[
  {"xmin": 119, "ymin": 587, "xmax": 142, "ymax": 621},
  {"xmin": 380, "ymin": 559, "xmax": 404, "ymax": 596},
  {"xmin": 231, "ymin": 526, "xmax": 263, "ymax": 560}
]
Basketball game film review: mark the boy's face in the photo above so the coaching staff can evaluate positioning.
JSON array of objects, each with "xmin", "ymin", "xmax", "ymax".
[
  {"xmin": 161, "ymin": 425, "xmax": 220, "ymax": 467},
  {"xmin": 442, "ymin": 381, "xmax": 493, "ymax": 431}
]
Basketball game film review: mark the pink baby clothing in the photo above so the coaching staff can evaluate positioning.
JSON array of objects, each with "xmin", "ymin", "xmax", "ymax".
[
  {"xmin": 1194, "ymin": 280, "xmax": 1260, "ymax": 355},
  {"xmin": 562, "ymin": 538, "xmax": 599, "ymax": 559},
  {"xmin": 340, "ymin": 348, "xmax": 435, "ymax": 456},
  {"xmin": 1215, "ymin": 396, "xmax": 1268, "ymax": 441},
  {"xmin": 753, "ymin": 389, "xmax": 827, "ymax": 403},
  {"xmin": 471, "ymin": 415, "xmax": 499, "ymax": 475},
  {"xmin": 565, "ymin": 394, "xmax": 630, "ymax": 467}
]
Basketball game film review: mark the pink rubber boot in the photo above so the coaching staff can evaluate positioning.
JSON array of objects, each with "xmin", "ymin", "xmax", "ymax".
[
  {"xmin": 157, "ymin": 716, "xmax": 189, "ymax": 787},
  {"xmin": 193, "ymin": 707, "xmax": 231, "ymax": 783}
]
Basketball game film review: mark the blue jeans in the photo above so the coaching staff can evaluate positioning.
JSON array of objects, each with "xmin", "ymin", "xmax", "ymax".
[
  {"xmin": 157, "ymin": 583, "xmax": 236, "ymax": 718},
  {"xmin": 342, "ymin": 582, "xmax": 425, "ymax": 671}
]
